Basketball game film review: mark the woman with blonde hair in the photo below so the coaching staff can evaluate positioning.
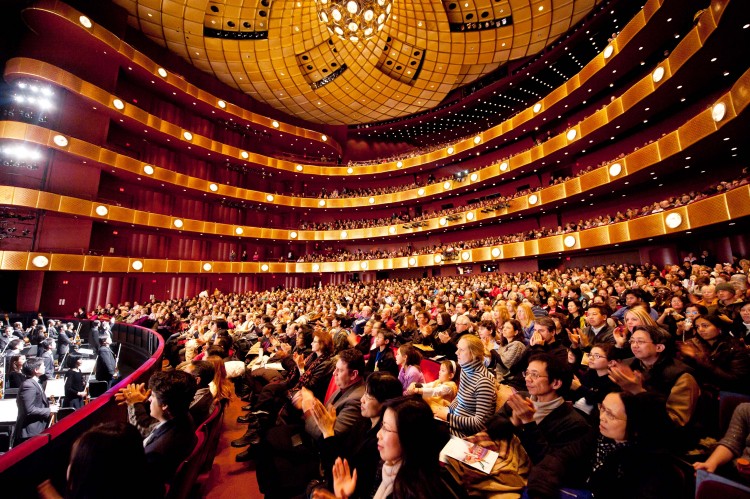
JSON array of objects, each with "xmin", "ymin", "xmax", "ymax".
[
  {"xmin": 506, "ymin": 300, "xmax": 518, "ymax": 320},
  {"xmin": 613, "ymin": 306, "xmax": 658, "ymax": 349},
  {"xmin": 492, "ymin": 304, "xmax": 511, "ymax": 332},
  {"xmin": 516, "ymin": 303, "xmax": 536, "ymax": 343}
]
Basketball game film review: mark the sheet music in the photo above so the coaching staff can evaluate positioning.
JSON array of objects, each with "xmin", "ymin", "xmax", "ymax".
[
  {"xmin": 80, "ymin": 359, "xmax": 96, "ymax": 373},
  {"xmin": 0, "ymin": 399, "xmax": 18, "ymax": 424},
  {"xmin": 45, "ymin": 378, "xmax": 66, "ymax": 398}
]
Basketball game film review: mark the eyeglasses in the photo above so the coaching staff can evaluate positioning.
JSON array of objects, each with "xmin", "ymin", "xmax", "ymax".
[
  {"xmin": 589, "ymin": 353, "xmax": 607, "ymax": 360},
  {"xmin": 628, "ymin": 339, "xmax": 653, "ymax": 346},
  {"xmin": 522, "ymin": 370, "xmax": 548, "ymax": 380},
  {"xmin": 380, "ymin": 423, "xmax": 398, "ymax": 433},
  {"xmin": 598, "ymin": 404, "xmax": 626, "ymax": 421}
]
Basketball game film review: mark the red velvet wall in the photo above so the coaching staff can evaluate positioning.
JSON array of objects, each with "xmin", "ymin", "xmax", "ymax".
[{"xmin": 35, "ymin": 215, "xmax": 92, "ymax": 252}]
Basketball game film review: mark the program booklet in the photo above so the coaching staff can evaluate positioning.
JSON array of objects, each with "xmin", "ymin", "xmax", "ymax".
[{"xmin": 440, "ymin": 435, "xmax": 499, "ymax": 474}]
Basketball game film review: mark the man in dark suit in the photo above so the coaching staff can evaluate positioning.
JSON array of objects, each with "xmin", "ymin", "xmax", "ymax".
[
  {"xmin": 57, "ymin": 325, "xmax": 72, "ymax": 359},
  {"xmin": 95, "ymin": 335, "xmax": 116, "ymax": 387},
  {"xmin": 88, "ymin": 320, "xmax": 101, "ymax": 353},
  {"xmin": 13, "ymin": 357, "xmax": 59, "ymax": 446}
]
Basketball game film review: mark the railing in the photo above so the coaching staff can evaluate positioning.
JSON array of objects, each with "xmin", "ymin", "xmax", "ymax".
[{"xmin": 0, "ymin": 322, "xmax": 164, "ymax": 498}]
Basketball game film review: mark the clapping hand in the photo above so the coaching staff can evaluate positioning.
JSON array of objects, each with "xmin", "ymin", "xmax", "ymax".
[
  {"xmin": 608, "ymin": 363, "xmax": 645, "ymax": 394},
  {"xmin": 311, "ymin": 399, "xmax": 337, "ymax": 438},
  {"xmin": 506, "ymin": 393, "xmax": 536, "ymax": 425},
  {"xmin": 613, "ymin": 326, "xmax": 628, "ymax": 348},
  {"xmin": 529, "ymin": 331, "xmax": 544, "ymax": 346},
  {"xmin": 331, "ymin": 457, "xmax": 357, "ymax": 499},
  {"xmin": 115, "ymin": 383, "xmax": 150, "ymax": 406}
]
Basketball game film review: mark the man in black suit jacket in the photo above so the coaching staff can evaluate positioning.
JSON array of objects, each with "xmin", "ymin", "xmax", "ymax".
[
  {"xmin": 119, "ymin": 370, "xmax": 197, "ymax": 486},
  {"xmin": 13, "ymin": 358, "xmax": 59, "ymax": 446},
  {"xmin": 95, "ymin": 335, "xmax": 117, "ymax": 387},
  {"xmin": 89, "ymin": 320, "xmax": 101, "ymax": 353}
]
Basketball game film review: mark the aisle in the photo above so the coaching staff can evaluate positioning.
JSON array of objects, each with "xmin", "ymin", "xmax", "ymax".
[{"xmin": 203, "ymin": 394, "xmax": 263, "ymax": 498}]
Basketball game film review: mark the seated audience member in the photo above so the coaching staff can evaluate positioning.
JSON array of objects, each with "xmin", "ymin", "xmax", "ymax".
[
  {"xmin": 182, "ymin": 360, "xmax": 216, "ymax": 425},
  {"xmin": 694, "ymin": 402, "xmax": 750, "ymax": 483},
  {"xmin": 205, "ymin": 354, "xmax": 233, "ymax": 403},
  {"xmin": 37, "ymin": 422, "xmax": 160, "ymax": 499},
  {"xmin": 314, "ymin": 397, "xmax": 455, "ymax": 499},
  {"xmin": 496, "ymin": 319, "xmax": 529, "ymax": 391},
  {"xmin": 484, "ymin": 353, "xmax": 595, "ymax": 497},
  {"xmin": 569, "ymin": 343, "xmax": 621, "ymax": 420},
  {"xmin": 588, "ymin": 392, "xmax": 683, "ymax": 498},
  {"xmin": 63, "ymin": 354, "xmax": 86, "ymax": 409},
  {"xmin": 311, "ymin": 372, "xmax": 404, "ymax": 498},
  {"xmin": 609, "ymin": 325, "xmax": 700, "ymax": 431},
  {"xmin": 528, "ymin": 316, "xmax": 568, "ymax": 364},
  {"xmin": 656, "ymin": 295, "xmax": 689, "ymax": 337},
  {"xmin": 679, "ymin": 313, "xmax": 750, "ymax": 394},
  {"xmin": 249, "ymin": 349, "xmax": 367, "ymax": 494},
  {"xmin": 569, "ymin": 304, "xmax": 615, "ymax": 349},
  {"xmin": 406, "ymin": 359, "xmax": 458, "ymax": 407},
  {"xmin": 433, "ymin": 335, "xmax": 497, "ymax": 437},
  {"xmin": 715, "ymin": 282, "xmax": 744, "ymax": 321},
  {"xmin": 395, "ymin": 344, "xmax": 424, "ymax": 394},
  {"xmin": 731, "ymin": 301, "xmax": 750, "ymax": 341},
  {"xmin": 516, "ymin": 303, "xmax": 537, "ymax": 343},
  {"xmin": 612, "ymin": 289, "xmax": 659, "ymax": 321},
  {"xmin": 365, "ymin": 329, "xmax": 398, "ymax": 377},
  {"xmin": 117, "ymin": 370, "xmax": 197, "ymax": 485},
  {"xmin": 477, "ymin": 320, "xmax": 500, "ymax": 370},
  {"xmin": 14, "ymin": 357, "xmax": 60, "ymax": 446}
]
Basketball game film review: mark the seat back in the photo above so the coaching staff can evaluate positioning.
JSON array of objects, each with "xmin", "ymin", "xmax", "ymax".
[
  {"xmin": 323, "ymin": 375, "xmax": 339, "ymax": 405},
  {"xmin": 166, "ymin": 431, "xmax": 206, "ymax": 499},
  {"xmin": 198, "ymin": 403, "xmax": 224, "ymax": 473},
  {"xmin": 421, "ymin": 358, "xmax": 441, "ymax": 383}
]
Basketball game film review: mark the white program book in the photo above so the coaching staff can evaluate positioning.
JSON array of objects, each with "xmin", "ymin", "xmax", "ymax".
[{"xmin": 439, "ymin": 435, "xmax": 500, "ymax": 474}]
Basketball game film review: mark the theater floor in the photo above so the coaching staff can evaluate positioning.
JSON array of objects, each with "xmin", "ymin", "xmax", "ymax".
[{"xmin": 204, "ymin": 394, "xmax": 263, "ymax": 498}]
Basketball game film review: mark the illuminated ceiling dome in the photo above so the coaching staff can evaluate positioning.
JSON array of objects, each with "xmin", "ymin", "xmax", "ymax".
[{"xmin": 114, "ymin": 0, "xmax": 600, "ymax": 125}]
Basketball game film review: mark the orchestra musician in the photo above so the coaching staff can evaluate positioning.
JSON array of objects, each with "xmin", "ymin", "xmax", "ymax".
[
  {"xmin": 6, "ymin": 354, "xmax": 26, "ymax": 389},
  {"xmin": 57, "ymin": 325, "xmax": 72, "ymax": 358},
  {"xmin": 13, "ymin": 357, "xmax": 59, "ymax": 446},
  {"xmin": 95, "ymin": 335, "xmax": 117, "ymax": 387},
  {"xmin": 64, "ymin": 354, "xmax": 86, "ymax": 409}
]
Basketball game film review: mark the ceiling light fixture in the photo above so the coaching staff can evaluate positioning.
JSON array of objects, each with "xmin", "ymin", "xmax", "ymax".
[{"xmin": 316, "ymin": 0, "xmax": 393, "ymax": 42}]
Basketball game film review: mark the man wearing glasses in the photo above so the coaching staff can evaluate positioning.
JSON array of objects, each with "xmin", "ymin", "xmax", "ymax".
[
  {"xmin": 609, "ymin": 324, "xmax": 699, "ymax": 432},
  {"xmin": 483, "ymin": 353, "xmax": 595, "ymax": 497}
]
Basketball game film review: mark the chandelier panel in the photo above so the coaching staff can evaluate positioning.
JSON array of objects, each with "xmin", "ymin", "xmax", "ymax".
[{"xmin": 316, "ymin": 0, "xmax": 393, "ymax": 42}]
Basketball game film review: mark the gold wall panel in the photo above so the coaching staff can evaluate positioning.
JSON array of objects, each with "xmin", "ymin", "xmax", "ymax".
[
  {"xmin": 49, "ymin": 254, "xmax": 85, "ymax": 271},
  {"xmin": 687, "ymin": 195, "xmax": 729, "ymax": 227},
  {"xmin": 627, "ymin": 214, "xmax": 664, "ymax": 240},
  {"xmin": 1, "ymin": 251, "xmax": 28, "ymax": 270},
  {"xmin": 166, "ymin": 260, "xmax": 182, "ymax": 273},
  {"xmin": 725, "ymin": 186, "xmax": 750, "ymax": 219},
  {"xmin": 626, "ymin": 143, "xmax": 660, "ymax": 174},
  {"xmin": 503, "ymin": 242, "xmax": 525, "ymax": 259},
  {"xmin": 36, "ymin": 191, "xmax": 60, "ymax": 212},
  {"xmin": 670, "ymin": 29, "xmax": 702, "ymax": 73},
  {"xmin": 0, "ymin": 185, "xmax": 13, "ymax": 205},
  {"xmin": 677, "ymin": 109, "xmax": 716, "ymax": 150},
  {"xmin": 104, "ymin": 257, "xmax": 131, "ymax": 273},
  {"xmin": 607, "ymin": 222, "xmax": 630, "ymax": 244},
  {"xmin": 143, "ymin": 259, "xmax": 168, "ymax": 273},
  {"xmin": 730, "ymin": 70, "xmax": 750, "ymax": 114},
  {"xmin": 578, "ymin": 225, "xmax": 610, "ymax": 247},
  {"xmin": 179, "ymin": 261, "xmax": 201, "ymax": 273},
  {"xmin": 620, "ymin": 77, "xmax": 653, "ymax": 113},
  {"xmin": 11, "ymin": 188, "xmax": 40, "ymax": 209},
  {"xmin": 523, "ymin": 240, "xmax": 538, "ymax": 256},
  {"xmin": 657, "ymin": 131, "xmax": 681, "ymax": 160},
  {"xmin": 579, "ymin": 168, "xmax": 608, "ymax": 191},
  {"xmin": 83, "ymin": 255, "xmax": 103, "ymax": 272},
  {"xmin": 579, "ymin": 108, "xmax": 607, "ymax": 136},
  {"xmin": 542, "ymin": 183, "xmax": 566, "ymax": 203},
  {"xmin": 537, "ymin": 237, "xmax": 562, "ymax": 254},
  {"xmin": 563, "ymin": 177, "xmax": 581, "ymax": 196}
]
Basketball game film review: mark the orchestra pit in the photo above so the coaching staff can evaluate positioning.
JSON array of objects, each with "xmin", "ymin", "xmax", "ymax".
[{"xmin": 1, "ymin": 0, "xmax": 750, "ymax": 497}]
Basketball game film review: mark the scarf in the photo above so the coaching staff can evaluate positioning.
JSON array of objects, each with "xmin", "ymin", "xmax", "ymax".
[
  {"xmin": 373, "ymin": 460, "xmax": 401, "ymax": 499},
  {"xmin": 591, "ymin": 435, "xmax": 632, "ymax": 476},
  {"xmin": 294, "ymin": 353, "xmax": 328, "ymax": 390},
  {"xmin": 530, "ymin": 395, "xmax": 564, "ymax": 424}
]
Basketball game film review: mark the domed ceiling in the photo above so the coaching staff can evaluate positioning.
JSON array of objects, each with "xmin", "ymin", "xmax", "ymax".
[{"xmin": 114, "ymin": 0, "xmax": 600, "ymax": 125}]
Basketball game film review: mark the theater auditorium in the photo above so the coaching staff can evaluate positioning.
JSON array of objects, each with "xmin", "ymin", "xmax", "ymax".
[{"xmin": 1, "ymin": 0, "xmax": 750, "ymax": 497}]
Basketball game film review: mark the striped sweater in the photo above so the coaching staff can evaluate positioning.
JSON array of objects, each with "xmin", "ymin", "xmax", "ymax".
[{"xmin": 448, "ymin": 358, "xmax": 497, "ymax": 437}]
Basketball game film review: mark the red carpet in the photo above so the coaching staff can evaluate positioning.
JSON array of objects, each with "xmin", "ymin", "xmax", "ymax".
[{"xmin": 203, "ymin": 394, "xmax": 263, "ymax": 498}]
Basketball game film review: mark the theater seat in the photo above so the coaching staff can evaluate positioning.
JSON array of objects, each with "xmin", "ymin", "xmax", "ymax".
[
  {"xmin": 695, "ymin": 469, "xmax": 750, "ymax": 499},
  {"xmin": 166, "ymin": 431, "xmax": 205, "ymax": 499}
]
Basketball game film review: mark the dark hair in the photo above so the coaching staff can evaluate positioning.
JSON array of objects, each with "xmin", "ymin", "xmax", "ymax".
[
  {"xmin": 695, "ymin": 313, "xmax": 731, "ymax": 335},
  {"xmin": 148, "ymin": 370, "xmax": 197, "ymax": 418},
  {"xmin": 378, "ymin": 329, "xmax": 395, "ymax": 345},
  {"xmin": 535, "ymin": 316, "xmax": 557, "ymax": 333},
  {"xmin": 623, "ymin": 288, "xmax": 645, "ymax": 300},
  {"xmin": 478, "ymin": 320, "xmax": 496, "ymax": 333},
  {"xmin": 22, "ymin": 357, "xmax": 44, "ymax": 377},
  {"xmin": 398, "ymin": 344, "xmax": 422, "ymax": 368},
  {"xmin": 206, "ymin": 344, "xmax": 228, "ymax": 359},
  {"xmin": 188, "ymin": 360, "xmax": 216, "ymax": 389},
  {"xmin": 365, "ymin": 372, "xmax": 403, "ymax": 403},
  {"xmin": 586, "ymin": 304, "xmax": 611, "ymax": 317},
  {"xmin": 632, "ymin": 325, "xmax": 671, "ymax": 346},
  {"xmin": 67, "ymin": 422, "xmax": 155, "ymax": 499},
  {"xmin": 528, "ymin": 353, "xmax": 572, "ymax": 393},
  {"xmin": 40, "ymin": 338, "xmax": 54, "ymax": 351},
  {"xmin": 8, "ymin": 338, "xmax": 21, "ymax": 351},
  {"xmin": 685, "ymin": 303, "xmax": 708, "ymax": 315},
  {"xmin": 567, "ymin": 299, "xmax": 582, "ymax": 312},
  {"xmin": 384, "ymin": 396, "xmax": 449, "ymax": 498},
  {"xmin": 10, "ymin": 354, "xmax": 24, "ymax": 370},
  {"xmin": 501, "ymin": 319, "xmax": 526, "ymax": 345},
  {"xmin": 338, "ymin": 348, "xmax": 366, "ymax": 376},
  {"xmin": 67, "ymin": 354, "xmax": 83, "ymax": 369},
  {"xmin": 437, "ymin": 312, "xmax": 452, "ymax": 328}
]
